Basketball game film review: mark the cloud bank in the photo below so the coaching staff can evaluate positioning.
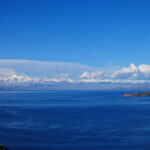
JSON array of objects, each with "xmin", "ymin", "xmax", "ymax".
[
  {"xmin": 111, "ymin": 63, "xmax": 150, "ymax": 81},
  {"xmin": 0, "ymin": 59, "xmax": 150, "ymax": 84},
  {"xmin": 0, "ymin": 59, "xmax": 96, "ymax": 84}
]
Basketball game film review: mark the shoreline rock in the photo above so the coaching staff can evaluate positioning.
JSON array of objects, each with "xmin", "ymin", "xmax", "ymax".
[{"xmin": 0, "ymin": 145, "xmax": 9, "ymax": 150}]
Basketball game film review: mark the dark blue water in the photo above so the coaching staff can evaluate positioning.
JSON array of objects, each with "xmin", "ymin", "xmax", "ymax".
[{"xmin": 1, "ymin": 90, "xmax": 150, "ymax": 150}]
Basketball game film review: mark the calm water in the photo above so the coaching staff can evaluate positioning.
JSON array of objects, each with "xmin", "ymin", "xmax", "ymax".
[{"xmin": 1, "ymin": 90, "xmax": 150, "ymax": 150}]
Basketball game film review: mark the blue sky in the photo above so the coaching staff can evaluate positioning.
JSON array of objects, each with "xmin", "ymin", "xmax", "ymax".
[
  {"xmin": 0, "ymin": 0, "xmax": 150, "ymax": 67},
  {"xmin": 0, "ymin": 0, "xmax": 150, "ymax": 84}
]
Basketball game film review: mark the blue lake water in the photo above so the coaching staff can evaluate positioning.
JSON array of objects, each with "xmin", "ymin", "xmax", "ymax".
[{"xmin": 1, "ymin": 90, "xmax": 150, "ymax": 150}]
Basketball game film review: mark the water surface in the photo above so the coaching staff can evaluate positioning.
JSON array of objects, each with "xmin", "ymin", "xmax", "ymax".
[{"xmin": 1, "ymin": 90, "xmax": 150, "ymax": 150}]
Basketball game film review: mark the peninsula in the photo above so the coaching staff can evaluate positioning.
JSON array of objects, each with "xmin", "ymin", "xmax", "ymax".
[{"xmin": 124, "ymin": 92, "xmax": 150, "ymax": 97}]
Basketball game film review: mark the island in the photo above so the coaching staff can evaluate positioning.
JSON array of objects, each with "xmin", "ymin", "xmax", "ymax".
[{"xmin": 124, "ymin": 92, "xmax": 150, "ymax": 97}]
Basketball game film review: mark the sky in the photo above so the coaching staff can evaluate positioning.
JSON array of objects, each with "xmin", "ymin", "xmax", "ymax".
[{"xmin": 0, "ymin": 0, "xmax": 150, "ymax": 84}]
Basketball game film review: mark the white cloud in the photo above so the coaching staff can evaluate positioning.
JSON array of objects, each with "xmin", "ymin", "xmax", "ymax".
[
  {"xmin": 0, "ymin": 68, "xmax": 74, "ymax": 84},
  {"xmin": 43, "ymin": 73, "xmax": 74, "ymax": 83},
  {"xmin": 111, "ymin": 63, "xmax": 138, "ymax": 79},
  {"xmin": 0, "ymin": 59, "xmax": 97, "ymax": 84},
  {"xmin": 0, "ymin": 68, "xmax": 39, "ymax": 83},
  {"xmin": 79, "ymin": 71, "xmax": 105, "ymax": 83},
  {"xmin": 0, "ymin": 59, "xmax": 96, "ymax": 78},
  {"xmin": 1, "ymin": 59, "xmax": 150, "ymax": 84},
  {"xmin": 111, "ymin": 63, "xmax": 150, "ymax": 81},
  {"xmin": 79, "ymin": 64, "xmax": 150, "ymax": 83},
  {"xmin": 80, "ymin": 71, "xmax": 103, "ymax": 79},
  {"xmin": 138, "ymin": 64, "xmax": 150, "ymax": 74}
]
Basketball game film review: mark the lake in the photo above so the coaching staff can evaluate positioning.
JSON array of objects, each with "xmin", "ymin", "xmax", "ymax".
[{"xmin": 1, "ymin": 90, "xmax": 150, "ymax": 150}]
